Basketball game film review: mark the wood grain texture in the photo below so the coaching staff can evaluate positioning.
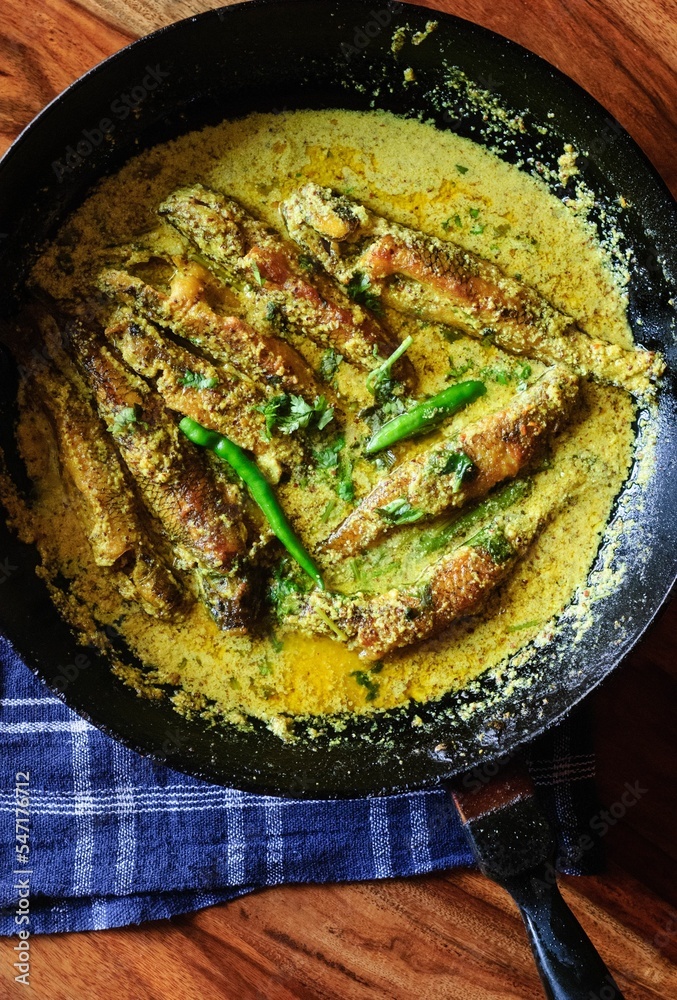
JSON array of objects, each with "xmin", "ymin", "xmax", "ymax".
[{"xmin": 0, "ymin": 1, "xmax": 676, "ymax": 997}]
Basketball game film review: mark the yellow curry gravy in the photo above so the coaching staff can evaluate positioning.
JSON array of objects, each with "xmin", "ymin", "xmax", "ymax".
[{"xmin": 8, "ymin": 110, "xmax": 637, "ymax": 733}]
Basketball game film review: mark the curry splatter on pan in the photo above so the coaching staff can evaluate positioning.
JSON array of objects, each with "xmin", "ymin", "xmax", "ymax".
[{"xmin": 0, "ymin": 0, "xmax": 676, "ymax": 796}]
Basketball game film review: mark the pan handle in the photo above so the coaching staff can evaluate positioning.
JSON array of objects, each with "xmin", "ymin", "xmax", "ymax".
[
  {"xmin": 451, "ymin": 760, "xmax": 625, "ymax": 999},
  {"xmin": 503, "ymin": 863, "xmax": 626, "ymax": 1000}
]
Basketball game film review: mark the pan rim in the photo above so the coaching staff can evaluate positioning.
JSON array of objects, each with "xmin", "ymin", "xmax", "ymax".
[{"xmin": 0, "ymin": 0, "xmax": 676, "ymax": 796}]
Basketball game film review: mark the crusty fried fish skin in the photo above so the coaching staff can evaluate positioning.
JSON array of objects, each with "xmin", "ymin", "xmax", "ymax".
[
  {"xmin": 98, "ymin": 293, "xmax": 301, "ymax": 484},
  {"xmin": 69, "ymin": 325, "xmax": 256, "ymax": 631},
  {"xmin": 159, "ymin": 184, "xmax": 415, "ymax": 381},
  {"xmin": 302, "ymin": 458, "xmax": 594, "ymax": 661},
  {"xmin": 100, "ymin": 265, "xmax": 319, "ymax": 398},
  {"xmin": 30, "ymin": 361, "xmax": 184, "ymax": 618},
  {"xmin": 324, "ymin": 366, "xmax": 581, "ymax": 558},
  {"xmin": 305, "ymin": 504, "xmax": 547, "ymax": 660},
  {"xmin": 281, "ymin": 184, "xmax": 664, "ymax": 395}
]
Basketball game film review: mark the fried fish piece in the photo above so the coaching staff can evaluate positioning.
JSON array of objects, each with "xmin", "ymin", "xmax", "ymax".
[
  {"xmin": 70, "ymin": 324, "xmax": 255, "ymax": 631},
  {"xmin": 281, "ymin": 184, "xmax": 664, "ymax": 395},
  {"xmin": 159, "ymin": 184, "xmax": 415, "ymax": 380},
  {"xmin": 303, "ymin": 505, "xmax": 545, "ymax": 660},
  {"xmin": 30, "ymin": 362, "xmax": 184, "ymax": 618},
  {"xmin": 100, "ymin": 265, "xmax": 319, "ymax": 398},
  {"xmin": 302, "ymin": 465, "xmax": 588, "ymax": 661},
  {"xmin": 99, "ymin": 300, "xmax": 301, "ymax": 484},
  {"xmin": 324, "ymin": 366, "xmax": 581, "ymax": 558}
]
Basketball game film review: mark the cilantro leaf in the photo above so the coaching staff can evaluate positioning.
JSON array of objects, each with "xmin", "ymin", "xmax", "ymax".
[
  {"xmin": 255, "ymin": 394, "xmax": 288, "ymax": 439},
  {"xmin": 467, "ymin": 524, "xmax": 514, "ymax": 563},
  {"xmin": 255, "ymin": 394, "xmax": 334, "ymax": 438},
  {"xmin": 337, "ymin": 459, "xmax": 355, "ymax": 502},
  {"xmin": 455, "ymin": 164, "xmax": 469, "ymax": 174},
  {"xmin": 447, "ymin": 360, "xmax": 473, "ymax": 380},
  {"xmin": 319, "ymin": 348, "xmax": 343, "ymax": 381},
  {"xmin": 249, "ymin": 260, "xmax": 264, "ymax": 286},
  {"xmin": 178, "ymin": 370, "xmax": 219, "ymax": 390},
  {"xmin": 365, "ymin": 335, "xmax": 412, "ymax": 405},
  {"xmin": 110, "ymin": 404, "xmax": 147, "ymax": 435},
  {"xmin": 441, "ymin": 214, "xmax": 464, "ymax": 232},
  {"xmin": 478, "ymin": 361, "xmax": 532, "ymax": 387},
  {"xmin": 346, "ymin": 271, "xmax": 383, "ymax": 314},
  {"xmin": 351, "ymin": 670, "xmax": 380, "ymax": 702},
  {"xmin": 268, "ymin": 562, "xmax": 309, "ymax": 618},
  {"xmin": 313, "ymin": 435, "xmax": 345, "ymax": 469},
  {"xmin": 375, "ymin": 498, "xmax": 425, "ymax": 525},
  {"xmin": 436, "ymin": 451, "xmax": 474, "ymax": 490}
]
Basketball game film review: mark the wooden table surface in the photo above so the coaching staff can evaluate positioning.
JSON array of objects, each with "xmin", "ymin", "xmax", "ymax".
[{"xmin": 2, "ymin": 1, "xmax": 676, "ymax": 996}]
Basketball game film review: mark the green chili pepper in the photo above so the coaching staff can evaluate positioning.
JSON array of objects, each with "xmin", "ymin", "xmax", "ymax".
[
  {"xmin": 179, "ymin": 417, "xmax": 324, "ymax": 589},
  {"xmin": 365, "ymin": 380, "xmax": 486, "ymax": 455}
]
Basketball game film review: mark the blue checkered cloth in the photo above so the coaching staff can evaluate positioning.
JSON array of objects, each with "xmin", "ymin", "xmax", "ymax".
[{"xmin": 0, "ymin": 633, "xmax": 601, "ymax": 935}]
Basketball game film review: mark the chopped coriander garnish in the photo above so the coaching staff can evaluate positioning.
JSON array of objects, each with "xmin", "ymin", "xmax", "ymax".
[
  {"xmin": 268, "ymin": 563, "xmax": 309, "ymax": 618},
  {"xmin": 298, "ymin": 254, "xmax": 316, "ymax": 272},
  {"xmin": 351, "ymin": 670, "xmax": 380, "ymax": 702},
  {"xmin": 455, "ymin": 164, "xmax": 469, "ymax": 174},
  {"xmin": 447, "ymin": 360, "xmax": 473, "ymax": 380},
  {"xmin": 265, "ymin": 301, "xmax": 280, "ymax": 323},
  {"xmin": 478, "ymin": 361, "xmax": 531, "ymax": 386},
  {"xmin": 255, "ymin": 394, "xmax": 334, "ymax": 438},
  {"xmin": 418, "ymin": 582, "xmax": 434, "ymax": 609},
  {"xmin": 346, "ymin": 271, "xmax": 383, "ymax": 314},
  {"xmin": 250, "ymin": 260, "xmax": 264, "ymax": 286},
  {"xmin": 178, "ymin": 370, "xmax": 219, "ymax": 390},
  {"xmin": 479, "ymin": 366, "xmax": 510, "ymax": 385},
  {"xmin": 111, "ymin": 404, "xmax": 147, "ymax": 435},
  {"xmin": 313, "ymin": 435, "xmax": 345, "ymax": 469},
  {"xmin": 319, "ymin": 348, "xmax": 343, "ymax": 381},
  {"xmin": 337, "ymin": 460, "xmax": 355, "ymax": 502},
  {"xmin": 469, "ymin": 207, "xmax": 481, "ymax": 219},
  {"xmin": 436, "ymin": 451, "xmax": 474, "ymax": 490},
  {"xmin": 375, "ymin": 498, "xmax": 425, "ymax": 525},
  {"xmin": 467, "ymin": 524, "xmax": 514, "ymax": 564}
]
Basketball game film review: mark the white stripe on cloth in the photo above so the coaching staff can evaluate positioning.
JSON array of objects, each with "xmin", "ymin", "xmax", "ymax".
[
  {"xmin": 226, "ymin": 792, "xmax": 246, "ymax": 885},
  {"xmin": 113, "ymin": 743, "xmax": 136, "ymax": 897},
  {"xmin": 0, "ymin": 698, "xmax": 64, "ymax": 706},
  {"xmin": 0, "ymin": 720, "xmax": 94, "ymax": 733},
  {"xmin": 264, "ymin": 799, "xmax": 284, "ymax": 885},
  {"xmin": 71, "ymin": 728, "xmax": 94, "ymax": 900},
  {"xmin": 408, "ymin": 793, "xmax": 432, "ymax": 869},
  {"xmin": 92, "ymin": 899, "xmax": 109, "ymax": 932},
  {"xmin": 369, "ymin": 798, "xmax": 393, "ymax": 878}
]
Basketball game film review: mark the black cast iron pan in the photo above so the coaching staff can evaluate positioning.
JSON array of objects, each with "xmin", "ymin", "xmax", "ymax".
[{"xmin": 0, "ymin": 0, "xmax": 676, "ymax": 803}]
